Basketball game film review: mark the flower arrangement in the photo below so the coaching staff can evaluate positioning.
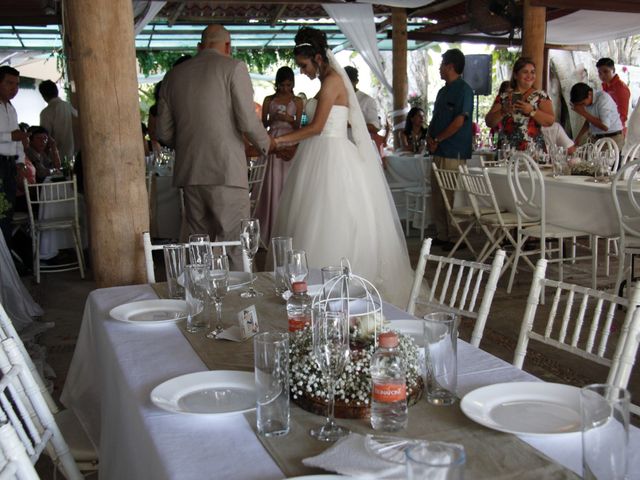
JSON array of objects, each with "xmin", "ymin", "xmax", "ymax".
[
  {"xmin": 0, "ymin": 180, "xmax": 10, "ymax": 220},
  {"xmin": 289, "ymin": 327, "xmax": 422, "ymax": 408}
]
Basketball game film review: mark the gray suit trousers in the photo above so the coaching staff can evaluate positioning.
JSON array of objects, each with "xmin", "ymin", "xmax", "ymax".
[{"xmin": 182, "ymin": 185, "xmax": 249, "ymax": 271}]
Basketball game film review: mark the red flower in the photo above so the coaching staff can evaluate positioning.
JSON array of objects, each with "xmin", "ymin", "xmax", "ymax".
[
  {"xmin": 518, "ymin": 141, "xmax": 528, "ymax": 151},
  {"xmin": 527, "ymin": 119, "xmax": 540, "ymax": 137},
  {"xmin": 504, "ymin": 117, "xmax": 514, "ymax": 135}
]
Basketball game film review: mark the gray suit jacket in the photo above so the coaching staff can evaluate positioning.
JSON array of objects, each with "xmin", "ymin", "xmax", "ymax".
[{"xmin": 156, "ymin": 49, "xmax": 270, "ymax": 188}]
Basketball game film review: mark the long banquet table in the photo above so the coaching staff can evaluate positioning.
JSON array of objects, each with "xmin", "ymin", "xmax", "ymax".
[{"xmin": 61, "ymin": 272, "xmax": 640, "ymax": 479}]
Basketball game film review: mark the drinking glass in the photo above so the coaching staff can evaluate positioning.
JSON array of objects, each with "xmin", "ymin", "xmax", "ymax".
[
  {"xmin": 423, "ymin": 312, "xmax": 459, "ymax": 406},
  {"xmin": 188, "ymin": 233, "xmax": 212, "ymax": 267},
  {"xmin": 254, "ymin": 332, "xmax": 290, "ymax": 437},
  {"xmin": 240, "ymin": 218, "xmax": 262, "ymax": 298},
  {"xmin": 405, "ymin": 441, "xmax": 466, "ymax": 480},
  {"xmin": 594, "ymin": 156, "xmax": 611, "ymax": 183},
  {"xmin": 581, "ymin": 384, "xmax": 630, "ymax": 480},
  {"xmin": 271, "ymin": 236, "xmax": 293, "ymax": 297},
  {"xmin": 287, "ymin": 250, "xmax": 309, "ymax": 287},
  {"xmin": 206, "ymin": 254, "xmax": 230, "ymax": 339},
  {"xmin": 184, "ymin": 264, "xmax": 210, "ymax": 333},
  {"xmin": 163, "ymin": 244, "xmax": 186, "ymax": 299},
  {"xmin": 321, "ymin": 265, "xmax": 343, "ymax": 298},
  {"xmin": 310, "ymin": 308, "xmax": 350, "ymax": 442}
]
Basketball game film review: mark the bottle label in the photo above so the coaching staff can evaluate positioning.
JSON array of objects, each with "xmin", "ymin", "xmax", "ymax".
[
  {"xmin": 288, "ymin": 314, "xmax": 310, "ymax": 332},
  {"xmin": 372, "ymin": 382, "xmax": 406, "ymax": 403}
]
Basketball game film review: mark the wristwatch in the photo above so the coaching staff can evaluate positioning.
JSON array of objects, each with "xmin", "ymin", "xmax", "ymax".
[{"xmin": 434, "ymin": 137, "xmax": 441, "ymax": 143}]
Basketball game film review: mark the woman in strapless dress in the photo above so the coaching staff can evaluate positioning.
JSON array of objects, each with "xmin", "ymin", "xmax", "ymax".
[{"xmin": 271, "ymin": 27, "xmax": 414, "ymax": 307}]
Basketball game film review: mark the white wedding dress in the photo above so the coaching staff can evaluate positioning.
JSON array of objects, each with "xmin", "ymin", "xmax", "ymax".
[{"xmin": 272, "ymin": 94, "xmax": 415, "ymax": 307}]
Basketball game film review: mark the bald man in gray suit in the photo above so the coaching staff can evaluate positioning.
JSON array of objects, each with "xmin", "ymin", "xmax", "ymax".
[{"xmin": 157, "ymin": 25, "xmax": 272, "ymax": 269}]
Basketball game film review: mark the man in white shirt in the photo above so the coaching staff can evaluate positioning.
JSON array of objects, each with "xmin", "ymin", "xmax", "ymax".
[
  {"xmin": 542, "ymin": 122, "xmax": 576, "ymax": 154},
  {"xmin": 570, "ymin": 82, "xmax": 624, "ymax": 150},
  {"xmin": 344, "ymin": 66, "xmax": 381, "ymax": 134},
  {"xmin": 0, "ymin": 66, "xmax": 27, "ymax": 244},
  {"xmin": 39, "ymin": 80, "xmax": 77, "ymax": 160}
]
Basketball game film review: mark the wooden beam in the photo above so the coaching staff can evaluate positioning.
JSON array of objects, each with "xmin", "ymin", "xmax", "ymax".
[
  {"xmin": 409, "ymin": 0, "xmax": 465, "ymax": 18},
  {"xmin": 530, "ymin": 0, "xmax": 640, "ymax": 12},
  {"xmin": 65, "ymin": 0, "xmax": 150, "ymax": 286},
  {"xmin": 167, "ymin": 3, "xmax": 185, "ymax": 27},
  {"xmin": 392, "ymin": 8, "xmax": 407, "ymax": 144},
  {"xmin": 522, "ymin": 0, "xmax": 546, "ymax": 90},
  {"xmin": 401, "ymin": 31, "xmax": 522, "ymax": 47},
  {"xmin": 270, "ymin": 4, "xmax": 287, "ymax": 26}
]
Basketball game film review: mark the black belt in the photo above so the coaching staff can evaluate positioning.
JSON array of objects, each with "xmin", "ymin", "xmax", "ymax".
[
  {"xmin": 594, "ymin": 131, "xmax": 622, "ymax": 139},
  {"xmin": 0, "ymin": 155, "xmax": 17, "ymax": 161}
]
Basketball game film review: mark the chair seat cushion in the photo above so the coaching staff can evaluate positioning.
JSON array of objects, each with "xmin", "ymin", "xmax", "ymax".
[
  {"xmin": 451, "ymin": 206, "xmax": 495, "ymax": 216},
  {"xmin": 522, "ymin": 224, "xmax": 590, "ymax": 239},
  {"xmin": 479, "ymin": 212, "xmax": 528, "ymax": 226},
  {"xmin": 54, "ymin": 409, "xmax": 98, "ymax": 462},
  {"xmin": 36, "ymin": 217, "xmax": 76, "ymax": 230}
]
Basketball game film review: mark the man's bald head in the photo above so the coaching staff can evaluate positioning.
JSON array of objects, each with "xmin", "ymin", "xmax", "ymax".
[{"xmin": 198, "ymin": 25, "xmax": 231, "ymax": 55}]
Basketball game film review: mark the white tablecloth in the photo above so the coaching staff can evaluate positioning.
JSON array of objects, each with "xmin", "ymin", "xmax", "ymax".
[
  {"xmin": 38, "ymin": 185, "xmax": 87, "ymax": 260},
  {"xmin": 61, "ymin": 277, "xmax": 640, "ymax": 479},
  {"xmin": 385, "ymin": 154, "xmax": 430, "ymax": 225}
]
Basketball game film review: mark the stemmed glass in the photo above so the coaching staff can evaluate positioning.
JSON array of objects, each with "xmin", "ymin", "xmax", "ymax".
[
  {"xmin": 310, "ymin": 308, "xmax": 350, "ymax": 442},
  {"xmin": 286, "ymin": 250, "xmax": 309, "ymax": 287},
  {"xmin": 206, "ymin": 254, "xmax": 229, "ymax": 339},
  {"xmin": 189, "ymin": 233, "xmax": 212, "ymax": 267},
  {"xmin": 240, "ymin": 218, "xmax": 262, "ymax": 298}
]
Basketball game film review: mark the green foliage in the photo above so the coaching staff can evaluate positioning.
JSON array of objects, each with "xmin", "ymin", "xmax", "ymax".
[
  {"xmin": 0, "ymin": 181, "xmax": 9, "ymax": 220},
  {"xmin": 233, "ymin": 48, "xmax": 293, "ymax": 74},
  {"xmin": 137, "ymin": 50, "xmax": 193, "ymax": 77}
]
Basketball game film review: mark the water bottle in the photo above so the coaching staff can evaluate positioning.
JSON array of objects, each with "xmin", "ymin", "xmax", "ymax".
[
  {"xmin": 286, "ymin": 282, "xmax": 311, "ymax": 332},
  {"xmin": 370, "ymin": 331, "xmax": 408, "ymax": 431}
]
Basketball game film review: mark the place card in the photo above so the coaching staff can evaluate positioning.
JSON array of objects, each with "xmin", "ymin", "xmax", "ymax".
[{"xmin": 238, "ymin": 305, "xmax": 259, "ymax": 339}]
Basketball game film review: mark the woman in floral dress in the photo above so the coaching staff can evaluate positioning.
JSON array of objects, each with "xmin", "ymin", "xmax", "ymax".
[
  {"xmin": 256, "ymin": 66, "xmax": 303, "ymax": 244},
  {"xmin": 485, "ymin": 57, "xmax": 555, "ymax": 151}
]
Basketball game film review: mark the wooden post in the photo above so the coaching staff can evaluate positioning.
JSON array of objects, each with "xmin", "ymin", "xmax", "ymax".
[
  {"xmin": 63, "ymin": 0, "xmax": 149, "ymax": 286},
  {"xmin": 392, "ymin": 7, "xmax": 408, "ymax": 146},
  {"xmin": 522, "ymin": 0, "xmax": 547, "ymax": 90}
]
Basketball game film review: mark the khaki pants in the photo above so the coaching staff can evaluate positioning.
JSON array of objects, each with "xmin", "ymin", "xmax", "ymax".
[
  {"xmin": 430, "ymin": 156, "xmax": 466, "ymax": 242},
  {"xmin": 182, "ymin": 185, "xmax": 249, "ymax": 271}
]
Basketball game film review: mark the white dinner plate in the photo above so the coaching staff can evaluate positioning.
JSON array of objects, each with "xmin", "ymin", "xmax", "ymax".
[
  {"xmin": 150, "ymin": 370, "xmax": 256, "ymax": 415},
  {"xmin": 460, "ymin": 382, "xmax": 585, "ymax": 436},
  {"xmin": 109, "ymin": 299, "xmax": 192, "ymax": 325},
  {"xmin": 177, "ymin": 271, "xmax": 256, "ymax": 290},
  {"xmin": 386, "ymin": 319, "xmax": 424, "ymax": 346},
  {"xmin": 282, "ymin": 284, "xmax": 324, "ymax": 301},
  {"xmin": 287, "ymin": 476, "xmax": 356, "ymax": 479}
]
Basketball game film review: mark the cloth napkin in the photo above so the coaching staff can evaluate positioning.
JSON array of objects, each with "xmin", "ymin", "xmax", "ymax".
[{"xmin": 302, "ymin": 433, "xmax": 406, "ymax": 479}]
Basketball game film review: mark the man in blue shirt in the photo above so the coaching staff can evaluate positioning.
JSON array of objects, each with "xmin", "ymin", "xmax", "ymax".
[
  {"xmin": 427, "ymin": 49, "xmax": 474, "ymax": 250},
  {"xmin": 570, "ymin": 82, "xmax": 624, "ymax": 151}
]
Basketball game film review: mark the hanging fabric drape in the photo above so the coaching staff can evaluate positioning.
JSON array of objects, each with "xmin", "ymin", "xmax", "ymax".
[
  {"xmin": 133, "ymin": 1, "xmax": 166, "ymax": 36},
  {"xmin": 322, "ymin": 3, "xmax": 393, "ymax": 94}
]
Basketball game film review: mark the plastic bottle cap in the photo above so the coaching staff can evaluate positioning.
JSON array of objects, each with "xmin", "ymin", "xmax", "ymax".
[
  {"xmin": 291, "ymin": 282, "xmax": 308, "ymax": 294},
  {"xmin": 378, "ymin": 331, "xmax": 399, "ymax": 348}
]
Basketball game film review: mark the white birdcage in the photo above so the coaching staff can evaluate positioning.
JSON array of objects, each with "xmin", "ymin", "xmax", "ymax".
[{"xmin": 311, "ymin": 258, "xmax": 384, "ymax": 348}]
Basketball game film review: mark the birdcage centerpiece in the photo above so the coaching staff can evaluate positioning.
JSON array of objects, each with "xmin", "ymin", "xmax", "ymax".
[{"xmin": 289, "ymin": 259, "xmax": 423, "ymax": 419}]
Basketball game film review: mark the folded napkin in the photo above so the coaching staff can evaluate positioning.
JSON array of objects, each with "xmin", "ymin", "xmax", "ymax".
[{"xmin": 302, "ymin": 433, "xmax": 406, "ymax": 479}]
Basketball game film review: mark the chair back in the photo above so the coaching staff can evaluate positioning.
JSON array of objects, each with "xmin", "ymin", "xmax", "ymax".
[
  {"xmin": 611, "ymin": 158, "xmax": 640, "ymax": 239},
  {"xmin": 513, "ymin": 259, "xmax": 640, "ymax": 387},
  {"xmin": 620, "ymin": 142, "xmax": 640, "ymax": 170},
  {"xmin": 142, "ymin": 232, "xmax": 247, "ymax": 283},
  {"xmin": 480, "ymin": 157, "xmax": 502, "ymax": 168},
  {"xmin": 593, "ymin": 137, "xmax": 621, "ymax": 172},
  {"xmin": 0, "ymin": 338, "xmax": 82, "ymax": 479},
  {"xmin": 0, "ymin": 421, "xmax": 40, "ymax": 480},
  {"xmin": 506, "ymin": 152, "xmax": 544, "ymax": 227},
  {"xmin": 407, "ymin": 238, "xmax": 505, "ymax": 347},
  {"xmin": 431, "ymin": 165, "xmax": 465, "ymax": 212},
  {"xmin": 457, "ymin": 166, "xmax": 505, "ymax": 223},
  {"xmin": 24, "ymin": 176, "xmax": 79, "ymax": 229},
  {"xmin": 248, "ymin": 157, "xmax": 267, "ymax": 217}
]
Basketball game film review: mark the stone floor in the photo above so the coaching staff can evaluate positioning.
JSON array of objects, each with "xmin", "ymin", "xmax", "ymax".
[{"xmin": 21, "ymin": 226, "xmax": 639, "ymax": 476}]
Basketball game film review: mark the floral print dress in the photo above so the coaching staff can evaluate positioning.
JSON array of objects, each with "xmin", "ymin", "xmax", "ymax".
[{"xmin": 496, "ymin": 90, "xmax": 548, "ymax": 151}]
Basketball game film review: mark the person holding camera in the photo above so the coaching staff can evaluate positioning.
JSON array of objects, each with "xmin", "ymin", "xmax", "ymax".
[{"xmin": 485, "ymin": 57, "xmax": 554, "ymax": 151}]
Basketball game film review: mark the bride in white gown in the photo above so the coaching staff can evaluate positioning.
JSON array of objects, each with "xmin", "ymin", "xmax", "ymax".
[{"xmin": 271, "ymin": 27, "xmax": 414, "ymax": 307}]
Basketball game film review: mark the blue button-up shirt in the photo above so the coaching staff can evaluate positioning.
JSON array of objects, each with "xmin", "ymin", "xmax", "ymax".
[{"xmin": 587, "ymin": 90, "xmax": 623, "ymax": 135}]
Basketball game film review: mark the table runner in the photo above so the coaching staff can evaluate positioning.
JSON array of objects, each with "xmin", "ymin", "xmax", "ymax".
[{"xmin": 152, "ymin": 274, "xmax": 578, "ymax": 479}]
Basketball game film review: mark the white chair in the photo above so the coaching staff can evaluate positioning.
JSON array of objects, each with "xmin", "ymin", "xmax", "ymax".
[
  {"xmin": 611, "ymin": 158, "xmax": 640, "ymax": 298},
  {"xmin": 142, "ymin": 232, "xmax": 248, "ymax": 283},
  {"xmin": 0, "ymin": 421, "xmax": 40, "ymax": 480},
  {"xmin": 513, "ymin": 258, "xmax": 640, "ymax": 404},
  {"xmin": 0, "ymin": 302, "xmax": 97, "ymax": 473},
  {"xmin": 248, "ymin": 156, "xmax": 267, "ymax": 218},
  {"xmin": 431, "ymin": 165, "xmax": 481, "ymax": 257},
  {"xmin": 479, "ymin": 157, "xmax": 502, "ymax": 168},
  {"xmin": 619, "ymin": 141, "xmax": 640, "ymax": 170},
  {"xmin": 0, "ymin": 337, "xmax": 83, "ymax": 479},
  {"xmin": 407, "ymin": 238, "xmax": 506, "ymax": 348},
  {"xmin": 506, "ymin": 152, "xmax": 594, "ymax": 293},
  {"xmin": 24, "ymin": 176, "xmax": 85, "ymax": 284},
  {"xmin": 404, "ymin": 156, "xmax": 431, "ymax": 238}
]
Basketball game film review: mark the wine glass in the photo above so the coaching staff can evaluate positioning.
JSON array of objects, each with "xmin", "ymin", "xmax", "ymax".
[
  {"xmin": 310, "ymin": 308, "xmax": 350, "ymax": 442},
  {"xmin": 286, "ymin": 250, "xmax": 309, "ymax": 288},
  {"xmin": 189, "ymin": 233, "xmax": 212, "ymax": 267},
  {"xmin": 206, "ymin": 254, "xmax": 230, "ymax": 339},
  {"xmin": 240, "ymin": 218, "xmax": 262, "ymax": 298}
]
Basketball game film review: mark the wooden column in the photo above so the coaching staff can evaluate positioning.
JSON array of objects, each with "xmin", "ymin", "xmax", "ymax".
[
  {"xmin": 63, "ymin": 0, "xmax": 149, "ymax": 286},
  {"xmin": 392, "ymin": 7, "xmax": 408, "ymax": 146},
  {"xmin": 522, "ymin": 0, "xmax": 547, "ymax": 90}
]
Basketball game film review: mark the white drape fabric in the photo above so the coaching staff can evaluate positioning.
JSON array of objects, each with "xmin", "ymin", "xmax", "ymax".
[
  {"xmin": 133, "ymin": 1, "xmax": 166, "ymax": 36},
  {"xmin": 624, "ymin": 102, "xmax": 640, "ymax": 160},
  {"xmin": 546, "ymin": 10, "xmax": 640, "ymax": 45},
  {"xmin": 323, "ymin": 4, "xmax": 393, "ymax": 94}
]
